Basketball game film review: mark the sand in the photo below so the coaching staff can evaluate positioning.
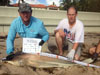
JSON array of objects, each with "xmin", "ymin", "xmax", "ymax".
[{"xmin": 0, "ymin": 32, "xmax": 100, "ymax": 75}]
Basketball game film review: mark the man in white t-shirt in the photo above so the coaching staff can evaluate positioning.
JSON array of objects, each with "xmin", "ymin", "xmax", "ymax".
[{"xmin": 54, "ymin": 6, "xmax": 84, "ymax": 60}]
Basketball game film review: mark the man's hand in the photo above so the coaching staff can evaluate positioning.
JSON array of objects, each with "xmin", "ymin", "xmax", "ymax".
[
  {"xmin": 39, "ymin": 40, "xmax": 44, "ymax": 46},
  {"xmin": 66, "ymin": 49, "xmax": 75, "ymax": 61},
  {"xmin": 6, "ymin": 52, "xmax": 15, "ymax": 60},
  {"xmin": 92, "ymin": 52, "xmax": 98, "ymax": 62}
]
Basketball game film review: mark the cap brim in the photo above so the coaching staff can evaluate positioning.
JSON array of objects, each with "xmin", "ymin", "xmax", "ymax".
[{"xmin": 18, "ymin": 10, "xmax": 31, "ymax": 13}]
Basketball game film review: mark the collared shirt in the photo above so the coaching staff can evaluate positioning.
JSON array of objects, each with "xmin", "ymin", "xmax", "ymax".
[{"xmin": 6, "ymin": 16, "xmax": 49, "ymax": 54}]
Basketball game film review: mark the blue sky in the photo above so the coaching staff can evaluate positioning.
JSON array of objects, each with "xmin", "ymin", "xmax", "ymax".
[
  {"xmin": 12, "ymin": 0, "xmax": 17, "ymax": 3},
  {"xmin": 10, "ymin": 0, "xmax": 61, "ymax": 6},
  {"xmin": 38, "ymin": 0, "xmax": 47, "ymax": 5}
]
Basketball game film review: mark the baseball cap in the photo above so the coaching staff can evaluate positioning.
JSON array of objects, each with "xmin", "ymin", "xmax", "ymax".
[{"xmin": 18, "ymin": 3, "xmax": 32, "ymax": 12}]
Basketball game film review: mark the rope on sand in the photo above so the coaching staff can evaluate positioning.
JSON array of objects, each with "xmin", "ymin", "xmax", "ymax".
[{"xmin": 31, "ymin": 52, "xmax": 100, "ymax": 68}]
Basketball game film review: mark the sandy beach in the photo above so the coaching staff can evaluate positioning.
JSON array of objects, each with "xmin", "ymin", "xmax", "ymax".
[{"xmin": 0, "ymin": 32, "xmax": 100, "ymax": 75}]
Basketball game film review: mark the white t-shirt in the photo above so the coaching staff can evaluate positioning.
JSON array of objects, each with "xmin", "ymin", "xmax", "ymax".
[{"xmin": 55, "ymin": 18, "xmax": 84, "ymax": 43}]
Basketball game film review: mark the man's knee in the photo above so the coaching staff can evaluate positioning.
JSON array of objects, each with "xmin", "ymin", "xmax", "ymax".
[{"xmin": 55, "ymin": 32, "xmax": 65, "ymax": 39}]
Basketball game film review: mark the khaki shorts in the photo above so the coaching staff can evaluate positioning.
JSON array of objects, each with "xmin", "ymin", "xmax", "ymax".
[{"xmin": 63, "ymin": 39, "xmax": 83, "ymax": 57}]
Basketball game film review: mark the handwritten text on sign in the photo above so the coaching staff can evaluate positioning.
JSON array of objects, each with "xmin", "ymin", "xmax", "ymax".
[{"xmin": 23, "ymin": 38, "xmax": 41, "ymax": 53}]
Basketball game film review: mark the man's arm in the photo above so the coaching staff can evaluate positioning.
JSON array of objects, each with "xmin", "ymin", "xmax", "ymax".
[
  {"xmin": 39, "ymin": 22, "xmax": 49, "ymax": 42},
  {"xmin": 96, "ymin": 40, "xmax": 100, "ymax": 53},
  {"xmin": 6, "ymin": 22, "xmax": 16, "ymax": 54},
  {"xmin": 72, "ymin": 43, "xmax": 79, "ymax": 50},
  {"xmin": 67, "ymin": 43, "xmax": 79, "ymax": 60},
  {"xmin": 92, "ymin": 40, "xmax": 100, "ymax": 62}
]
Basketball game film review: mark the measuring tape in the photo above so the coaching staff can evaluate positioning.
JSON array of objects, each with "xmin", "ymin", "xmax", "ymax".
[{"xmin": 30, "ymin": 52, "xmax": 100, "ymax": 68}]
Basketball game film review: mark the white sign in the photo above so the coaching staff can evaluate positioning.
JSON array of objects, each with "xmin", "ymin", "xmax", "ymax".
[{"xmin": 22, "ymin": 38, "xmax": 42, "ymax": 53}]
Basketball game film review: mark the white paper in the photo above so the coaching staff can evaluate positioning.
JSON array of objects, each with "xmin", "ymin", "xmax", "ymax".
[{"xmin": 22, "ymin": 38, "xmax": 42, "ymax": 53}]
